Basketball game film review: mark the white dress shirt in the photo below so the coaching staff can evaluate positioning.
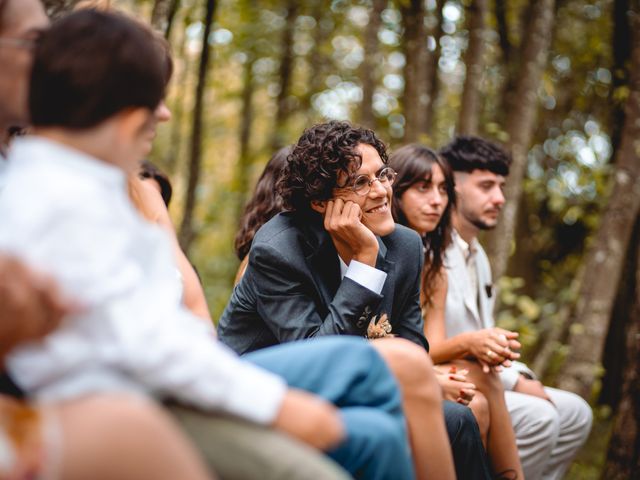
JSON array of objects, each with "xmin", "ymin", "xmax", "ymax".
[
  {"xmin": 338, "ymin": 257, "xmax": 387, "ymax": 294},
  {"xmin": 0, "ymin": 136, "xmax": 286, "ymax": 425}
]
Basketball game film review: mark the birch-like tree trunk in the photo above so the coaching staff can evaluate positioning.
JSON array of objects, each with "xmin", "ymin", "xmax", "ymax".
[
  {"xmin": 269, "ymin": 0, "xmax": 298, "ymax": 152},
  {"xmin": 359, "ymin": 0, "xmax": 386, "ymax": 128},
  {"xmin": 557, "ymin": 7, "xmax": 640, "ymax": 399},
  {"xmin": 400, "ymin": 0, "xmax": 428, "ymax": 142},
  {"xmin": 483, "ymin": 0, "xmax": 555, "ymax": 282},
  {"xmin": 178, "ymin": 0, "xmax": 216, "ymax": 253},
  {"xmin": 457, "ymin": 0, "xmax": 488, "ymax": 135}
]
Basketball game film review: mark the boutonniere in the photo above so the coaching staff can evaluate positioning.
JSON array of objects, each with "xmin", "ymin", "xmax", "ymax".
[{"xmin": 367, "ymin": 313, "xmax": 394, "ymax": 339}]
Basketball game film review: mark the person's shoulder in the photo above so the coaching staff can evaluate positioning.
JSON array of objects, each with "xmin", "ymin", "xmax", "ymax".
[
  {"xmin": 385, "ymin": 223, "xmax": 422, "ymax": 248},
  {"xmin": 252, "ymin": 211, "xmax": 301, "ymax": 247}
]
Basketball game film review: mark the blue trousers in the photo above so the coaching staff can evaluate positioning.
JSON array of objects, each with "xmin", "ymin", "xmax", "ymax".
[{"xmin": 245, "ymin": 336, "xmax": 415, "ymax": 480}]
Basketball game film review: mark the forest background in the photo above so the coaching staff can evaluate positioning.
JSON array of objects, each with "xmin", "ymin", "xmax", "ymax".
[{"xmin": 44, "ymin": 0, "xmax": 640, "ymax": 478}]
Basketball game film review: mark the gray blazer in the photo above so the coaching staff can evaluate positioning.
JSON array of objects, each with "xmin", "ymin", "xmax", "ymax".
[
  {"xmin": 218, "ymin": 212, "xmax": 428, "ymax": 355},
  {"xmin": 444, "ymin": 232, "xmax": 536, "ymax": 389}
]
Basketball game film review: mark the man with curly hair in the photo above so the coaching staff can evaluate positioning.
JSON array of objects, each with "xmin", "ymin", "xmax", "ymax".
[{"xmin": 219, "ymin": 121, "xmax": 493, "ymax": 480}]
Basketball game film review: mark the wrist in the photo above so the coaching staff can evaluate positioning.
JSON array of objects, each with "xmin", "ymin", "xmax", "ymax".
[{"xmin": 353, "ymin": 247, "xmax": 378, "ymax": 267}]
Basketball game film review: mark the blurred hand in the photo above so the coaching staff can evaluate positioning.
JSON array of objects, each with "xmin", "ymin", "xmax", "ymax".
[
  {"xmin": 272, "ymin": 388, "xmax": 345, "ymax": 451},
  {"xmin": 514, "ymin": 376, "xmax": 553, "ymax": 404},
  {"xmin": 434, "ymin": 365, "xmax": 476, "ymax": 406},
  {"xmin": 0, "ymin": 255, "xmax": 80, "ymax": 359}
]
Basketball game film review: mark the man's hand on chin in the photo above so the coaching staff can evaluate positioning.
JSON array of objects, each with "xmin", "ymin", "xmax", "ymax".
[{"xmin": 323, "ymin": 199, "xmax": 378, "ymax": 267}]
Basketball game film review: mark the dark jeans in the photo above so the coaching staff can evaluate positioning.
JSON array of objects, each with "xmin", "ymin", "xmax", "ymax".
[{"xmin": 444, "ymin": 400, "xmax": 493, "ymax": 480}]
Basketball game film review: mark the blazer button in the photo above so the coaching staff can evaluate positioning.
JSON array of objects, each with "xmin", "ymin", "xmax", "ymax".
[{"xmin": 356, "ymin": 317, "xmax": 366, "ymax": 329}]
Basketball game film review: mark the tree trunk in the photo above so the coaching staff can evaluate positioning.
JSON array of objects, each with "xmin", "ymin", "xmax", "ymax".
[
  {"xmin": 400, "ymin": 0, "xmax": 428, "ymax": 142},
  {"xmin": 269, "ymin": 0, "xmax": 298, "ymax": 152},
  {"xmin": 557, "ymin": 7, "xmax": 640, "ymax": 399},
  {"xmin": 151, "ymin": 0, "xmax": 181, "ymax": 39},
  {"xmin": 164, "ymin": 14, "xmax": 191, "ymax": 175},
  {"xmin": 610, "ymin": 0, "xmax": 632, "ymax": 155},
  {"xmin": 178, "ymin": 0, "xmax": 216, "ymax": 253},
  {"xmin": 425, "ymin": 0, "xmax": 444, "ymax": 137},
  {"xmin": 495, "ymin": 0, "xmax": 511, "ymax": 66},
  {"xmin": 457, "ymin": 0, "xmax": 488, "ymax": 135},
  {"xmin": 483, "ymin": 0, "xmax": 555, "ymax": 282},
  {"xmin": 359, "ymin": 0, "xmax": 386, "ymax": 129},
  {"xmin": 302, "ymin": 0, "xmax": 331, "ymax": 121},
  {"xmin": 233, "ymin": 0, "xmax": 257, "ymax": 220},
  {"xmin": 601, "ymin": 214, "xmax": 640, "ymax": 479}
]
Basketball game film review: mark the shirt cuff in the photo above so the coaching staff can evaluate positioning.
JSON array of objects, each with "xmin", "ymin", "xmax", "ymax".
[
  {"xmin": 344, "ymin": 260, "xmax": 387, "ymax": 294},
  {"xmin": 499, "ymin": 366, "xmax": 522, "ymax": 391},
  {"xmin": 222, "ymin": 362, "xmax": 288, "ymax": 424}
]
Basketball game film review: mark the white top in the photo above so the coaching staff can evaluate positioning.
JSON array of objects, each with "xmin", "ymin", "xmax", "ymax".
[
  {"xmin": 338, "ymin": 257, "xmax": 387, "ymax": 294},
  {"xmin": 0, "ymin": 136, "xmax": 287, "ymax": 425}
]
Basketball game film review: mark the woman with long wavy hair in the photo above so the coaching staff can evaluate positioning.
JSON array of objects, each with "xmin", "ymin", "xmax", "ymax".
[{"xmin": 390, "ymin": 144, "xmax": 523, "ymax": 479}]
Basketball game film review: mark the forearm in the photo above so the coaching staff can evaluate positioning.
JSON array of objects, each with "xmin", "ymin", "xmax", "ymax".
[{"xmin": 428, "ymin": 332, "xmax": 473, "ymax": 364}]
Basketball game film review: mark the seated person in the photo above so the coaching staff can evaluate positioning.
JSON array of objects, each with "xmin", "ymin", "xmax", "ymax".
[
  {"xmin": 0, "ymin": 10, "xmax": 414, "ymax": 480},
  {"xmin": 219, "ymin": 121, "xmax": 493, "ymax": 480}
]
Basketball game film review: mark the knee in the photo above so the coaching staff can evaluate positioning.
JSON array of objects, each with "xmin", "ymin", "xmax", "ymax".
[
  {"xmin": 469, "ymin": 392, "xmax": 490, "ymax": 442},
  {"xmin": 373, "ymin": 339, "xmax": 440, "ymax": 403},
  {"xmin": 529, "ymin": 401, "xmax": 561, "ymax": 440},
  {"xmin": 444, "ymin": 401, "xmax": 480, "ymax": 446}
]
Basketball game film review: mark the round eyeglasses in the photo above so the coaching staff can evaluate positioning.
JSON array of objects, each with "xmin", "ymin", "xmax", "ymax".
[{"xmin": 343, "ymin": 167, "xmax": 397, "ymax": 196}]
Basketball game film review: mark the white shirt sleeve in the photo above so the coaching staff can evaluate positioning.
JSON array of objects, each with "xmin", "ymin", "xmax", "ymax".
[{"xmin": 344, "ymin": 259, "xmax": 387, "ymax": 294}]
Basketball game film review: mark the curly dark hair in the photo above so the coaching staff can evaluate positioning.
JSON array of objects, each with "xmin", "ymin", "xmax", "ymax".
[
  {"xmin": 234, "ymin": 146, "xmax": 290, "ymax": 260},
  {"xmin": 390, "ymin": 144, "xmax": 456, "ymax": 307},
  {"xmin": 439, "ymin": 135, "xmax": 511, "ymax": 176},
  {"xmin": 278, "ymin": 121, "xmax": 388, "ymax": 214}
]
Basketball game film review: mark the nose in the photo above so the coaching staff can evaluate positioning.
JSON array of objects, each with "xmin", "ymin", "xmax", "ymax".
[
  {"xmin": 428, "ymin": 187, "xmax": 444, "ymax": 206},
  {"xmin": 368, "ymin": 176, "xmax": 387, "ymax": 198},
  {"xmin": 155, "ymin": 101, "xmax": 172, "ymax": 123},
  {"xmin": 492, "ymin": 186, "xmax": 505, "ymax": 206}
]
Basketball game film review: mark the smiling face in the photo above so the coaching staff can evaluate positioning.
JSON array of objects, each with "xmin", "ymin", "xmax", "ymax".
[
  {"xmin": 400, "ymin": 162, "xmax": 449, "ymax": 237},
  {"xmin": 333, "ymin": 143, "xmax": 396, "ymax": 236},
  {"xmin": 454, "ymin": 169, "xmax": 506, "ymax": 232}
]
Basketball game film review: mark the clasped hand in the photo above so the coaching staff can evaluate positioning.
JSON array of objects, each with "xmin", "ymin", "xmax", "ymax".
[{"xmin": 467, "ymin": 327, "xmax": 521, "ymax": 373}]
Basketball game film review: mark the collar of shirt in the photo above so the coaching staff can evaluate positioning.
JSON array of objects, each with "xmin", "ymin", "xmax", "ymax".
[
  {"xmin": 453, "ymin": 229, "xmax": 478, "ymax": 263},
  {"xmin": 8, "ymin": 136, "xmax": 126, "ymax": 191}
]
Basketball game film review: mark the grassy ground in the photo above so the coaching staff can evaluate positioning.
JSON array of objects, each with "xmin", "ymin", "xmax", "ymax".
[{"xmin": 564, "ymin": 409, "xmax": 613, "ymax": 480}]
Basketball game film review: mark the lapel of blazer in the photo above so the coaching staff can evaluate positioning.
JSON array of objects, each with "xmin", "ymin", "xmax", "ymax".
[
  {"xmin": 301, "ymin": 215, "xmax": 341, "ymax": 311},
  {"xmin": 374, "ymin": 236, "xmax": 395, "ymax": 316},
  {"xmin": 474, "ymin": 244, "xmax": 495, "ymax": 328},
  {"xmin": 449, "ymin": 235, "xmax": 482, "ymax": 327}
]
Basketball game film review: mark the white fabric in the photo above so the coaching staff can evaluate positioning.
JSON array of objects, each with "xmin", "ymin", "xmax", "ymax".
[
  {"xmin": 445, "ymin": 228, "xmax": 592, "ymax": 479},
  {"xmin": 0, "ymin": 136, "xmax": 287, "ymax": 425},
  {"xmin": 0, "ymin": 158, "xmax": 6, "ymax": 193},
  {"xmin": 339, "ymin": 257, "xmax": 387, "ymax": 294}
]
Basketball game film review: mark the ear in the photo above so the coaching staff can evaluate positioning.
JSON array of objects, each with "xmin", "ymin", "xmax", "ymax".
[{"xmin": 310, "ymin": 200, "xmax": 326, "ymax": 214}]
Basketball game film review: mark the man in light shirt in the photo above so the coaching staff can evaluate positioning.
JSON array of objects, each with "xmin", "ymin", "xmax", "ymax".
[
  {"xmin": 0, "ymin": 9, "xmax": 415, "ymax": 480},
  {"xmin": 441, "ymin": 135, "xmax": 593, "ymax": 479}
]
